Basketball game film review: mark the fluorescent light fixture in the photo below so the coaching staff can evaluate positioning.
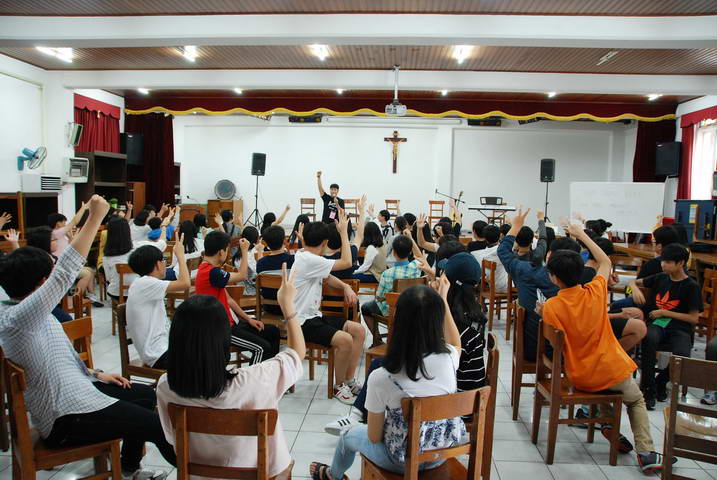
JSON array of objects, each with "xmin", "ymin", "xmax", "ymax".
[
  {"xmin": 547, "ymin": 92, "xmax": 557, "ymax": 98},
  {"xmin": 310, "ymin": 44, "xmax": 329, "ymax": 61},
  {"xmin": 336, "ymin": 89, "xmax": 345, "ymax": 95},
  {"xmin": 183, "ymin": 45, "xmax": 198, "ymax": 62},
  {"xmin": 597, "ymin": 51, "xmax": 619, "ymax": 66},
  {"xmin": 452, "ymin": 45, "xmax": 473, "ymax": 64},
  {"xmin": 647, "ymin": 94, "xmax": 662, "ymax": 101},
  {"xmin": 234, "ymin": 88, "xmax": 243, "ymax": 94},
  {"xmin": 137, "ymin": 88, "xmax": 150, "ymax": 95},
  {"xmin": 440, "ymin": 90, "xmax": 448, "ymax": 96},
  {"xmin": 36, "ymin": 46, "xmax": 73, "ymax": 63}
]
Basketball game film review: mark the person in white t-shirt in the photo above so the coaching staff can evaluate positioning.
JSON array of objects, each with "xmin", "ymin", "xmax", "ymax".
[
  {"xmin": 471, "ymin": 224, "xmax": 508, "ymax": 293},
  {"xmin": 293, "ymin": 210, "xmax": 363, "ymax": 404},
  {"xmin": 133, "ymin": 213, "xmax": 172, "ymax": 253},
  {"xmin": 125, "ymin": 238, "xmax": 191, "ymax": 369},
  {"xmin": 130, "ymin": 209, "xmax": 152, "ymax": 244},
  {"xmin": 166, "ymin": 221, "xmax": 204, "ymax": 281},
  {"xmin": 103, "ymin": 217, "xmax": 138, "ymax": 300},
  {"xmin": 310, "ymin": 277, "xmax": 465, "ymax": 480}
]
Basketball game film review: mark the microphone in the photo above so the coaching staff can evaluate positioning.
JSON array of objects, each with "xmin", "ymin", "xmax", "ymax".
[{"xmin": 185, "ymin": 195, "xmax": 201, "ymax": 204}]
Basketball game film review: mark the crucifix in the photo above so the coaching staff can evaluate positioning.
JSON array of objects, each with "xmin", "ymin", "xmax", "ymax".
[{"xmin": 384, "ymin": 130, "xmax": 407, "ymax": 174}]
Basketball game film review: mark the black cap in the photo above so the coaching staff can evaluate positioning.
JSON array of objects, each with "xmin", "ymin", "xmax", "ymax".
[{"xmin": 436, "ymin": 252, "xmax": 481, "ymax": 285}]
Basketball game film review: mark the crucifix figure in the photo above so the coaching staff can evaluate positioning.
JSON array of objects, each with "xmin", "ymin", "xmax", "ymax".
[{"xmin": 384, "ymin": 130, "xmax": 407, "ymax": 174}]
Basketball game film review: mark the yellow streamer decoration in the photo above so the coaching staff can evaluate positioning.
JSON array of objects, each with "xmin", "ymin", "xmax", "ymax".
[{"xmin": 124, "ymin": 106, "xmax": 675, "ymax": 123}]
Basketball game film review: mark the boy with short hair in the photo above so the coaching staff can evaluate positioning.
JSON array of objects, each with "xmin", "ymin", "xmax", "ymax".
[
  {"xmin": 471, "ymin": 224, "xmax": 508, "ymax": 292},
  {"xmin": 256, "ymin": 225, "xmax": 295, "ymax": 314},
  {"xmin": 126, "ymin": 240, "xmax": 191, "ymax": 369},
  {"xmin": 195, "ymin": 231, "xmax": 281, "ymax": 365},
  {"xmin": 540, "ymin": 224, "xmax": 665, "ymax": 474},
  {"xmin": 467, "ymin": 220, "xmax": 488, "ymax": 252},
  {"xmin": 628, "ymin": 243, "xmax": 701, "ymax": 409},
  {"xmin": 316, "ymin": 171, "xmax": 345, "ymax": 224},
  {"xmin": 48, "ymin": 202, "xmax": 89, "ymax": 256},
  {"xmin": 293, "ymin": 211, "xmax": 365, "ymax": 403}
]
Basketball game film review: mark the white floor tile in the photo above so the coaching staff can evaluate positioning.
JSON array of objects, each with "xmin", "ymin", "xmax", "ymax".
[
  {"xmin": 491, "ymin": 440, "xmax": 544, "ymax": 462},
  {"xmin": 495, "ymin": 461, "xmax": 554, "ymax": 480},
  {"xmin": 548, "ymin": 463, "xmax": 608, "ymax": 480}
]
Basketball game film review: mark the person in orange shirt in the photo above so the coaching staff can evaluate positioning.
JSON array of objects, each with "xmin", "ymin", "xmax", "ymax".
[{"xmin": 537, "ymin": 223, "xmax": 665, "ymax": 475}]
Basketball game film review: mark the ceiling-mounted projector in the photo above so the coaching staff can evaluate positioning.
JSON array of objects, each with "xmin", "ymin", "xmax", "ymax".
[{"xmin": 385, "ymin": 65, "xmax": 407, "ymax": 117}]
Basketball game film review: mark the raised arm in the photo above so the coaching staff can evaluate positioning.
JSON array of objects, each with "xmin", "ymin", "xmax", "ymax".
[
  {"xmin": 332, "ymin": 209, "xmax": 352, "ymax": 271},
  {"xmin": 416, "ymin": 213, "xmax": 438, "ymax": 253},
  {"xmin": 65, "ymin": 202, "xmax": 89, "ymax": 230},
  {"xmin": 278, "ymin": 263, "xmax": 306, "ymax": 359},
  {"xmin": 273, "ymin": 205, "xmax": 291, "ymax": 226},
  {"xmin": 166, "ymin": 234, "xmax": 191, "ymax": 293},
  {"xmin": 434, "ymin": 274, "xmax": 461, "ymax": 350},
  {"xmin": 230, "ymin": 238, "xmax": 250, "ymax": 282},
  {"xmin": 353, "ymin": 195, "xmax": 367, "ymax": 248},
  {"xmin": 568, "ymin": 223, "xmax": 611, "ymax": 279},
  {"xmin": 316, "ymin": 171, "xmax": 326, "ymax": 197},
  {"xmin": 533, "ymin": 210, "xmax": 548, "ymax": 262}
]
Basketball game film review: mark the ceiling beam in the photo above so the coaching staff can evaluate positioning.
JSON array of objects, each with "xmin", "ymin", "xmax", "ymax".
[
  {"xmin": 52, "ymin": 69, "xmax": 717, "ymax": 96},
  {"xmin": 1, "ymin": 14, "xmax": 716, "ymax": 49}
]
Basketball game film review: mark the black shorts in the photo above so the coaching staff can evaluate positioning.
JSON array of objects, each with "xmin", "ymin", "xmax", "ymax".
[
  {"xmin": 610, "ymin": 316, "xmax": 629, "ymax": 339},
  {"xmin": 301, "ymin": 316, "xmax": 347, "ymax": 347}
]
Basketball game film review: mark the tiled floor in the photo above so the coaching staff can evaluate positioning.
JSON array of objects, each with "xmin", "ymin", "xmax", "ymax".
[{"xmin": 1, "ymin": 301, "xmax": 716, "ymax": 480}]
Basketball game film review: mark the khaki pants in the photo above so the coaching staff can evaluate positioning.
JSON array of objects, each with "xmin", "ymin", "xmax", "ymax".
[{"xmin": 599, "ymin": 376, "xmax": 655, "ymax": 453}]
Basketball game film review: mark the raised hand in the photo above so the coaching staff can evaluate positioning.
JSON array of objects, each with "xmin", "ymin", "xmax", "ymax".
[
  {"xmin": 537, "ymin": 210, "xmax": 545, "ymax": 221},
  {"xmin": 4, "ymin": 228, "xmax": 19, "ymax": 243},
  {"xmin": 566, "ymin": 223, "xmax": 585, "ymax": 239},
  {"xmin": 239, "ymin": 238, "xmax": 250, "ymax": 253},
  {"xmin": 214, "ymin": 212, "xmax": 223, "ymax": 226},
  {"xmin": 87, "ymin": 195, "xmax": 110, "ymax": 219},
  {"xmin": 316, "ymin": 171, "xmax": 322, "ymax": 178},
  {"xmin": 173, "ymin": 233, "xmax": 186, "ymax": 258},
  {"xmin": 0, "ymin": 212, "xmax": 12, "ymax": 228},
  {"xmin": 417, "ymin": 213, "xmax": 427, "ymax": 229},
  {"xmin": 511, "ymin": 205, "xmax": 530, "ymax": 229},
  {"xmin": 284, "ymin": 204, "xmax": 291, "ymax": 212},
  {"xmin": 337, "ymin": 208, "xmax": 349, "ymax": 233},
  {"xmin": 367, "ymin": 204, "xmax": 375, "ymax": 218},
  {"xmin": 358, "ymin": 194, "xmax": 367, "ymax": 213},
  {"xmin": 277, "ymin": 262, "xmax": 297, "ymax": 314},
  {"xmin": 295, "ymin": 223, "xmax": 305, "ymax": 245}
]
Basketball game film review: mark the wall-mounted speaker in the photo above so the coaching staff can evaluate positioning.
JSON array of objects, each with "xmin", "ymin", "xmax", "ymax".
[
  {"xmin": 540, "ymin": 158, "xmax": 555, "ymax": 183},
  {"xmin": 121, "ymin": 133, "xmax": 144, "ymax": 166},
  {"xmin": 251, "ymin": 152, "xmax": 266, "ymax": 176}
]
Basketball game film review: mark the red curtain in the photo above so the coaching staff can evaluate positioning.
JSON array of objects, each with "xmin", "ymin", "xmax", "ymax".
[
  {"xmin": 124, "ymin": 113, "xmax": 175, "ymax": 207},
  {"xmin": 73, "ymin": 107, "xmax": 120, "ymax": 153},
  {"xmin": 632, "ymin": 120, "xmax": 676, "ymax": 182},
  {"xmin": 677, "ymin": 105, "xmax": 717, "ymax": 199}
]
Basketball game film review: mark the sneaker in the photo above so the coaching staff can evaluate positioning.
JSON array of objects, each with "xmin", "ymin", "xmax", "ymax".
[
  {"xmin": 123, "ymin": 469, "xmax": 169, "ymax": 480},
  {"xmin": 345, "ymin": 379, "xmax": 362, "ymax": 396},
  {"xmin": 324, "ymin": 415, "xmax": 359, "ymax": 436},
  {"xmin": 333, "ymin": 383, "xmax": 354, "ymax": 405},
  {"xmin": 600, "ymin": 424, "xmax": 634, "ymax": 454},
  {"xmin": 569, "ymin": 406, "xmax": 590, "ymax": 429},
  {"xmin": 656, "ymin": 376, "xmax": 668, "ymax": 403},
  {"xmin": 701, "ymin": 391, "xmax": 717, "ymax": 405},
  {"xmin": 644, "ymin": 394, "xmax": 656, "ymax": 411},
  {"xmin": 637, "ymin": 451, "xmax": 671, "ymax": 474}
]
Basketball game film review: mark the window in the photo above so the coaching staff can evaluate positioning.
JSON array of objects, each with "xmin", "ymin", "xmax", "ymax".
[{"xmin": 691, "ymin": 120, "xmax": 717, "ymax": 199}]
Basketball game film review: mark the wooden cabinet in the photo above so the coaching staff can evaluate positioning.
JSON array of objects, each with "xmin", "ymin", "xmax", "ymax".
[
  {"xmin": 0, "ymin": 192, "xmax": 59, "ymax": 240},
  {"xmin": 74, "ymin": 150, "xmax": 127, "ymax": 206},
  {"xmin": 179, "ymin": 204, "xmax": 205, "ymax": 223},
  {"xmin": 207, "ymin": 200, "xmax": 243, "ymax": 228},
  {"xmin": 127, "ymin": 182, "xmax": 145, "ymax": 213}
]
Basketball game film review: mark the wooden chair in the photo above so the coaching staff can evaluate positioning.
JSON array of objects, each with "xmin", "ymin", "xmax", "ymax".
[
  {"xmin": 110, "ymin": 263, "xmax": 134, "ymax": 336},
  {"xmin": 370, "ymin": 277, "xmax": 427, "ymax": 346},
  {"xmin": 361, "ymin": 386, "xmax": 491, "ymax": 480},
  {"xmin": 61, "ymin": 293, "xmax": 92, "ymax": 320},
  {"xmin": 307, "ymin": 279, "xmax": 360, "ymax": 399},
  {"xmin": 697, "ymin": 268, "xmax": 717, "ymax": 343},
  {"xmin": 166, "ymin": 256, "xmax": 202, "ymax": 318},
  {"xmin": 0, "ymin": 349, "xmax": 10, "ymax": 451},
  {"xmin": 116, "ymin": 304, "xmax": 165, "ymax": 383},
  {"xmin": 385, "ymin": 200, "xmax": 400, "ymax": 217},
  {"xmin": 478, "ymin": 259, "xmax": 513, "ymax": 331},
  {"xmin": 428, "ymin": 200, "xmax": 445, "ymax": 227},
  {"xmin": 223, "ymin": 265, "xmax": 257, "ymax": 314},
  {"xmin": 364, "ymin": 292, "xmax": 400, "ymax": 380},
  {"xmin": 482, "ymin": 333, "xmax": 499, "ymax": 480},
  {"xmin": 662, "ymin": 356, "xmax": 717, "ymax": 479},
  {"xmin": 511, "ymin": 306, "xmax": 536, "ymax": 421},
  {"xmin": 168, "ymin": 404, "xmax": 293, "ymax": 480},
  {"xmin": 344, "ymin": 198, "xmax": 359, "ymax": 221},
  {"xmin": 256, "ymin": 273, "xmax": 287, "ymax": 339},
  {"xmin": 300, "ymin": 198, "xmax": 316, "ymax": 222},
  {"xmin": 96, "ymin": 267, "xmax": 107, "ymax": 302},
  {"xmin": 3, "ymin": 358, "xmax": 122, "ymax": 480},
  {"xmin": 61, "ymin": 316, "xmax": 94, "ymax": 369},
  {"xmin": 504, "ymin": 278, "xmax": 517, "ymax": 341},
  {"xmin": 531, "ymin": 321, "xmax": 623, "ymax": 465}
]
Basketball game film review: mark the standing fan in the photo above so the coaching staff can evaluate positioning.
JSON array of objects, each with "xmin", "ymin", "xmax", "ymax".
[
  {"xmin": 214, "ymin": 179, "xmax": 237, "ymax": 200},
  {"xmin": 17, "ymin": 147, "xmax": 47, "ymax": 171}
]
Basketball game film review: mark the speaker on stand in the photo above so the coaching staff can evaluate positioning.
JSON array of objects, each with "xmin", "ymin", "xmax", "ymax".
[
  {"xmin": 540, "ymin": 159, "xmax": 555, "ymax": 222},
  {"xmin": 246, "ymin": 153, "xmax": 266, "ymax": 227}
]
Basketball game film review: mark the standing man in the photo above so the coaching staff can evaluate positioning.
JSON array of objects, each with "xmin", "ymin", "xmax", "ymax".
[{"xmin": 317, "ymin": 171, "xmax": 345, "ymax": 224}]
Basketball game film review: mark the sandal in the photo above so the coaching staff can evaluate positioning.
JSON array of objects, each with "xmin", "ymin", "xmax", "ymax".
[{"xmin": 309, "ymin": 462, "xmax": 348, "ymax": 480}]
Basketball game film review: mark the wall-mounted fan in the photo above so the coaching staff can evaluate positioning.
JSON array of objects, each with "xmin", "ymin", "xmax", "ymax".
[
  {"xmin": 214, "ymin": 179, "xmax": 237, "ymax": 200},
  {"xmin": 17, "ymin": 147, "xmax": 47, "ymax": 171}
]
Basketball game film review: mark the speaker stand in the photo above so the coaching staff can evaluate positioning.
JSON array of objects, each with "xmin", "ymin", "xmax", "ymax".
[
  {"xmin": 244, "ymin": 174, "xmax": 261, "ymax": 228},
  {"xmin": 543, "ymin": 181, "xmax": 551, "ymax": 223}
]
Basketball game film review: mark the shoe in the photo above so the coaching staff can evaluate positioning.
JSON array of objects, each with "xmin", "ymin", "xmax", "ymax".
[
  {"xmin": 333, "ymin": 383, "xmax": 354, "ymax": 405},
  {"xmin": 345, "ymin": 379, "xmax": 362, "ymax": 396},
  {"xmin": 701, "ymin": 391, "xmax": 717, "ymax": 405},
  {"xmin": 324, "ymin": 414, "xmax": 359, "ymax": 436},
  {"xmin": 644, "ymin": 394, "xmax": 656, "ymax": 411},
  {"xmin": 569, "ymin": 406, "xmax": 590, "ymax": 429},
  {"xmin": 123, "ymin": 469, "xmax": 169, "ymax": 480},
  {"xmin": 656, "ymin": 374, "xmax": 668, "ymax": 402},
  {"xmin": 637, "ymin": 451, "xmax": 675, "ymax": 474},
  {"xmin": 600, "ymin": 424, "xmax": 634, "ymax": 454}
]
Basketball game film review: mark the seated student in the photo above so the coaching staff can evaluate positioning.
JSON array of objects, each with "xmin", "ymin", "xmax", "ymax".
[
  {"xmin": 289, "ymin": 214, "xmax": 310, "ymax": 248},
  {"xmin": 627, "ymin": 244, "xmax": 701, "ymax": 410},
  {"xmin": 260, "ymin": 204, "xmax": 291, "ymax": 236},
  {"xmin": 471, "ymin": 224, "xmax": 508, "ymax": 293},
  {"xmin": 310, "ymin": 280, "xmax": 465, "ymax": 480},
  {"xmin": 514, "ymin": 210, "xmax": 548, "ymax": 267},
  {"xmin": 352, "ymin": 212, "xmax": 386, "ymax": 284},
  {"xmin": 134, "ymin": 214, "xmax": 172, "ymax": 252},
  {"xmin": 221, "ymin": 209, "xmax": 242, "ymax": 259},
  {"xmin": 97, "ymin": 202, "xmax": 133, "ymax": 275},
  {"xmin": 147, "ymin": 206, "xmax": 180, "ymax": 241},
  {"xmin": 126, "ymin": 242, "xmax": 191, "ymax": 370},
  {"xmin": 539, "ymin": 225, "xmax": 665, "ymax": 474},
  {"xmin": 48, "ymin": 202, "xmax": 89, "ymax": 256},
  {"xmin": 497, "ymin": 207, "xmax": 580, "ymax": 361},
  {"xmin": 165, "ymin": 221, "xmax": 204, "ymax": 281},
  {"xmin": 293, "ymin": 213, "xmax": 364, "ymax": 403},
  {"xmin": 324, "ymin": 224, "xmax": 358, "ymax": 280},
  {"xmin": 361, "ymin": 234, "xmax": 423, "ymax": 346},
  {"xmin": 195, "ymin": 231, "xmax": 280, "ymax": 365},
  {"xmin": 585, "ymin": 218, "xmax": 613, "ymax": 239},
  {"xmin": 157, "ymin": 265, "xmax": 304, "ymax": 479},
  {"xmin": 104, "ymin": 218, "xmax": 139, "ymax": 301},
  {"xmin": 256, "ymin": 225, "xmax": 295, "ymax": 314},
  {"xmin": 0, "ymin": 195, "xmax": 177, "ymax": 479},
  {"xmin": 194, "ymin": 212, "xmax": 223, "ymax": 240},
  {"xmin": 235, "ymin": 226, "xmax": 262, "ymax": 295},
  {"xmin": 467, "ymin": 220, "xmax": 488, "ymax": 252},
  {"xmin": 130, "ymin": 209, "xmax": 152, "ymax": 244},
  {"xmin": 403, "ymin": 212, "xmax": 416, "ymax": 229},
  {"xmin": 373, "ymin": 208, "xmax": 394, "ymax": 242},
  {"xmin": 499, "ymin": 222, "xmax": 511, "ymax": 239},
  {"xmin": 385, "ymin": 215, "xmax": 408, "ymax": 266}
]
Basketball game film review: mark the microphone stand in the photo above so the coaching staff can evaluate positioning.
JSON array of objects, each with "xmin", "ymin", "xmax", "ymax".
[{"xmin": 434, "ymin": 189, "xmax": 465, "ymax": 205}]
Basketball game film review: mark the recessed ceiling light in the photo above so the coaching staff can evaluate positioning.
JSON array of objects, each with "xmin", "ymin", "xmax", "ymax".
[
  {"xmin": 547, "ymin": 92, "xmax": 557, "ymax": 98},
  {"xmin": 336, "ymin": 89, "xmax": 345, "ymax": 95},
  {"xmin": 310, "ymin": 44, "xmax": 329, "ymax": 61},
  {"xmin": 452, "ymin": 45, "xmax": 473, "ymax": 64},
  {"xmin": 647, "ymin": 94, "xmax": 662, "ymax": 101},
  {"xmin": 36, "ymin": 46, "xmax": 73, "ymax": 63},
  {"xmin": 234, "ymin": 88, "xmax": 243, "ymax": 94},
  {"xmin": 440, "ymin": 90, "xmax": 448, "ymax": 96},
  {"xmin": 137, "ymin": 88, "xmax": 150, "ymax": 95},
  {"xmin": 183, "ymin": 45, "xmax": 198, "ymax": 62},
  {"xmin": 597, "ymin": 51, "xmax": 619, "ymax": 66}
]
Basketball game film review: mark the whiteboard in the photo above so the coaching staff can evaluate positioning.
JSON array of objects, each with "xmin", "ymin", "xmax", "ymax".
[{"xmin": 569, "ymin": 182, "xmax": 665, "ymax": 233}]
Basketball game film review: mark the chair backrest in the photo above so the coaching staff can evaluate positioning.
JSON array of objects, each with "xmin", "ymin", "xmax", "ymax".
[
  {"xmin": 116, "ymin": 304, "xmax": 133, "ymax": 376},
  {"xmin": 482, "ymin": 333, "xmax": 499, "ymax": 479},
  {"xmin": 116, "ymin": 263, "xmax": 134, "ymax": 303},
  {"xmin": 393, "ymin": 276, "xmax": 427, "ymax": 293},
  {"xmin": 168, "ymin": 403, "xmax": 280, "ymax": 480},
  {"xmin": 383, "ymin": 292, "xmax": 400, "ymax": 340},
  {"xmin": 225, "ymin": 285, "xmax": 247, "ymax": 305},
  {"xmin": 186, "ymin": 256, "xmax": 202, "ymax": 272},
  {"xmin": 62, "ymin": 316, "xmax": 94, "ymax": 369},
  {"xmin": 255, "ymin": 273, "xmax": 282, "ymax": 319},
  {"xmin": 385, "ymin": 200, "xmax": 399, "ymax": 215},
  {"xmin": 514, "ymin": 305, "xmax": 526, "ymax": 358},
  {"xmin": 61, "ymin": 293, "xmax": 87, "ymax": 319},
  {"xmin": 343, "ymin": 199, "xmax": 359, "ymax": 219},
  {"xmin": 537, "ymin": 321, "xmax": 566, "ymax": 395},
  {"xmin": 701, "ymin": 269, "xmax": 717, "ymax": 323},
  {"xmin": 300, "ymin": 198, "xmax": 316, "ymax": 221},
  {"xmin": 321, "ymin": 279, "xmax": 360, "ymax": 321},
  {"xmin": 481, "ymin": 259, "xmax": 497, "ymax": 294},
  {"xmin": 400, "ymin": 387, "xmax": 491, "ymax": 479},
  {"xmin": 3, "ymin": 357, "xmax": 37, "ymax": 472}
]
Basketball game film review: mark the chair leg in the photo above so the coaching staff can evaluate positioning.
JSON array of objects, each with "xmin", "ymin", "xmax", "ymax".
[
  {"xmin": 608, "ymin": 399, "xmax": 622, "ymax": 466},
  {"xmin": 327, "ymin": 349, "xmax": 335, "ymax": 399},
  {"xmin": 531, "ymin": 391, "xmax": 542, "ymax": 444},
  {"xmin": 505, "ymin": 305, "xmax": 512, "ymax": 342},
  {"xmin": 308, "ymin": 349, "xmax": 315, "ymax": 381},
  {"xmin": 488, "ymin": 296, "xmax": 495, "ymax": 331},
  {"xmin": 511, "ymin": 369, "xmax": 521, "ymax": 421},
  {"xmin": 545, "ymin": 401, "xmax": 560, "ymax": 465},
  {"xmin": 94, "ymin": 454, "xmax": 109, "ymax": 475},
  {"xmin": 110, "ymin": 441, "xmax": 122, "ymax": 480},
  {"xmin": 587, "ymin": 404, "xmax": 596, "ymax": 443}
]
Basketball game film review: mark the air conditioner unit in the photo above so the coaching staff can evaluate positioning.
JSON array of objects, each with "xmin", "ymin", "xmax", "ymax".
[
  {"xmin": 64, "ymin": 157, "xmax": 89, "ymax": 183},
  {"xmin": 21, "ymin": 173, "xmax": 62, "ymax": 193}
]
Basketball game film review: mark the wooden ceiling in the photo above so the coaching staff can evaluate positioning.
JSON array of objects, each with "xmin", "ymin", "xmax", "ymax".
[
  {"xmin": 4, "ymin": 45, "xmax": 717, "ymax": 74},
  {"xmin": 2, "ymin": 0, "xmax": 716, "ymax": 16}
]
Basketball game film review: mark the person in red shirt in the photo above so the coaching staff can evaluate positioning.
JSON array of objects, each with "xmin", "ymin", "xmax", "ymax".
[{"xmin": 195, "ymin": 231, "xmax": 280, "ymax": 364}]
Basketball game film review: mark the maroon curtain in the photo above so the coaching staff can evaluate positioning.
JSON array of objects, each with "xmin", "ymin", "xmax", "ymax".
[
  {"xmin": 73, "ymin": 107, "xmax": 120, "ymax": 153},
  {"xmin": 632, "ymin": 120, "xmax": 676, "ymax": 182},
  {"xmin": 677, "ymin": 125, "xmax": 693, "ymax": 199},
  {"xmin": 124, "ymin": 113, "xmax": 175, "ymax": 207}
]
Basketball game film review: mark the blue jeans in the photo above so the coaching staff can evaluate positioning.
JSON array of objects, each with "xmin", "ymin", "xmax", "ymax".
[{"xmin": 352, "ymin": 272, "xmax": 378, "ymax": 283}]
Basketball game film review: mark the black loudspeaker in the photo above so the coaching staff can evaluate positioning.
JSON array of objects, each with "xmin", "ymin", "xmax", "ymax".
[
  {"xmin": 540, "ymin": 158, "xmax": 555, "ymax": 183},
  {"xmin": 251, "ymin": 153, "xmax": 266, "ymax": 176},
  {"xmin": 120, "ymin": 133, "xmax": 144, "ymax": 166}
]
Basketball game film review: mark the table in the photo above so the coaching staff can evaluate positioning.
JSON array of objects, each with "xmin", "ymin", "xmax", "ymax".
[
  {"xmin": 614, "ymin": 243, "xmax": 717, "ymax": 285},
  {"xmin": 468, "ymin": 204, "xmax": 516, "ymax": 225}
]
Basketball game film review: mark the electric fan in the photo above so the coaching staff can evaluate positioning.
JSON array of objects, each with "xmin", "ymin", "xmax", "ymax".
[
  {"xmin": 214, "ymin": 179, "xmax": 237, "ymax": 200},
  {"xmin": 17, "ymin": 147, "xmax": 47, "ymax": 171}
]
